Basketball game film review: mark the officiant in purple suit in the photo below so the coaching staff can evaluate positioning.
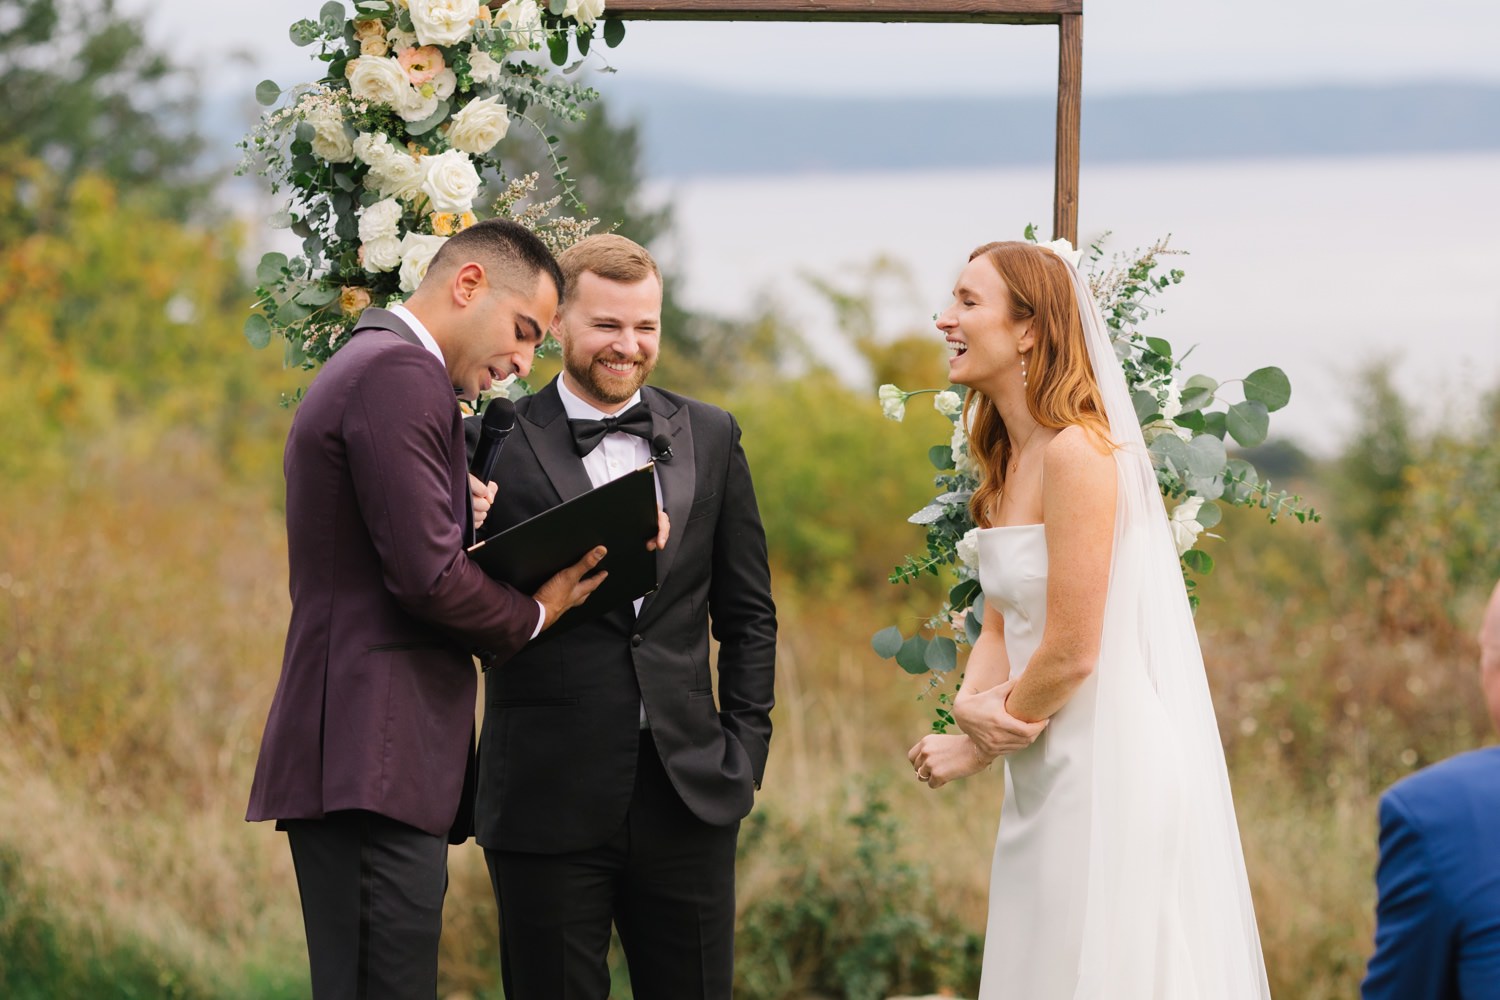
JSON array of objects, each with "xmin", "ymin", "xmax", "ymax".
[
  {"xmin": 1363, "ymin": 579, "xmax": 1500, "ymax": 999},
  {"xmin": 246, "ymin": 220, "xmax": 611, "ymax": 1000}
]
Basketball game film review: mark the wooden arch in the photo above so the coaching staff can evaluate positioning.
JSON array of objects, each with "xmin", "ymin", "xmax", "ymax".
[{"xmin": 606, "ymin": 1, "xmax": 1084, "ymax": 243}]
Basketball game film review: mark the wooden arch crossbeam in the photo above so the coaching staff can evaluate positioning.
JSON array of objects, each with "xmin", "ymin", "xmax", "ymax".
[{"xmin": 605, "ymin": 1, "xmax": 1084, "ymax": 243}]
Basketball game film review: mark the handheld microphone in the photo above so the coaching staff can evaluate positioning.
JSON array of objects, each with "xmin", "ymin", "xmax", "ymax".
[
  {"xmin": 470, "ymin": 398, "xmax": 517, "ymax": 483},
  {"xmin": 651, "ymin": 434, "xmax": 674, "ymax": 463}
]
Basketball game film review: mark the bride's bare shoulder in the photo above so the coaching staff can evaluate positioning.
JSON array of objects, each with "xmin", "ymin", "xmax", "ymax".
[{"xmin": 1042, "ymin": 425, "xmax": 1116, "ymax": 495}]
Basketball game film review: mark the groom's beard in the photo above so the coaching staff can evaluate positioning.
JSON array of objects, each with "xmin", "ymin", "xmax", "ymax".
[{"xmin": 564, "ymin": 347, "xmax": 655, "ymax": 405}]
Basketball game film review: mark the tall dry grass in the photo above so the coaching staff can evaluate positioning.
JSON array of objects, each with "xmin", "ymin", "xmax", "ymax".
[{"xmin": 2, "ymin": 422, "xmax": 1493, "ymax": 998}]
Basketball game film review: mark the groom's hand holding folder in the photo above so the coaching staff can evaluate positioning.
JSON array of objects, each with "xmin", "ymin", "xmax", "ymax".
[{"xmin": 470, "ymin": 463, "xmax": 671, "ymax": 636}]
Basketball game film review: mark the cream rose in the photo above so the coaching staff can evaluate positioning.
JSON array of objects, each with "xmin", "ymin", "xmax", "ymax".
[
  {"xmin": 447, "ymin": 95, "xmax": 509, "ymax": 155},
  {"xmin": 932, "ymin": 390, "xmax": 963, "ymax": 417},
  {"xmin": 388, "ymin": 26, "xmax": 418, "ymax": 51},
  {"xmin": 497, "ymin": 0, "xmax": 544, "ymax": 48},
  {"xmin": 409, "ymin": 0, "xmax": 480, "ymax": 47},
  {"xmin": 469, "ymin": 46, "xmax": 504, "ymax": 83},
  {"xmin": 356, "ymin": 134, "xmax": 427, "ymax": 202},
  {"xmin": 398, "ymin": 233, "xmax": 449, "ymax": 292},
  {"xmin": 1169, "ymin": 496, "xmax": 1207, "ymax": 556},
  {"xmin": 340, "ymin": 286, "xmax": 373, "ymax": 316},
  {"xmin": 362, "ymin": 235, "xmax": 403, "ymax": 273},
  {"xmin": 303, "ymin": 102, "xmax": 354, "ymax": 163},
  {"xmin": 348, "ymin": 56, "xmax": 419, "ymax": 115},
  {"xmin": 399, "ymin": 88, "xmax": 441, "ymax": 123},
  {"xmin": 420, "ymin": 149, "xmax": 481, "ymax": 213},
  {"xmin": 358, "ymin": 198, "xmax": 404, "ymax": 243},
  {"xmin": 563, "ymin": 0, "xmax": 605, "ymax": 28}
]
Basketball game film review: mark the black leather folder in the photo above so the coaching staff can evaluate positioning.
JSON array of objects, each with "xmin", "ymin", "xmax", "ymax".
[{"xmin": 466, "ymin": 464, "xmax": 658, "ymax": 636}]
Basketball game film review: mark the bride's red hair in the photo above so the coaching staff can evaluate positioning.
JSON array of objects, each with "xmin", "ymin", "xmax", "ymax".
[{"xmin": 964, "ymin": 241, "xmax": 1112, "ymax": 528}]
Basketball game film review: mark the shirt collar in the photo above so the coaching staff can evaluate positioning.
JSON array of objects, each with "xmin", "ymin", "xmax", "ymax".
[
  {"xmin": 556, "ymin": 375, "xmax": 643, "ymax": 422},
  {"xmin": 388, "ymin": 303, "xmax": 446, "ymax": 371}
]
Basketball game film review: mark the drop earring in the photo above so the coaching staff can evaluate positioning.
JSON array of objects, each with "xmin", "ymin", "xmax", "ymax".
[{"xmin": 1020, "ymin": 352, "xmax": 1028, "ymax": 389}]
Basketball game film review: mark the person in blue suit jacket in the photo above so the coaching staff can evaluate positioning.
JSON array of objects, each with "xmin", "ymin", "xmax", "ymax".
[{"xmin": 1363, "ymin": 580, "xmax": 1500, "ymax": 999}]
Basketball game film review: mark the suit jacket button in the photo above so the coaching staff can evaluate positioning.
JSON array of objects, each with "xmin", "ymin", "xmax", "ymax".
[{"xmin": 631, "ymin": 634, "xmax": 644, "ymax": 648}]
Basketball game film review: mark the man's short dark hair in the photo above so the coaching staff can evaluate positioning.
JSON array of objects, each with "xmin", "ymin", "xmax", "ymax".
[{"xmin": 427, "ymin": 219, "xmax": 565, "ymax": 301}]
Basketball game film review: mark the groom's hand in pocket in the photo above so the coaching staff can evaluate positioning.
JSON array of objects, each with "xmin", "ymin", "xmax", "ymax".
[{"xmin": 954, "ymin": 679, "xmax": 1048, "ymax": 759}]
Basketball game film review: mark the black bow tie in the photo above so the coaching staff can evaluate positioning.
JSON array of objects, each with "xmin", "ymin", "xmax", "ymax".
[{"xmin": 569, "ymin": 402, "xmax": 654, "ymax": 457}]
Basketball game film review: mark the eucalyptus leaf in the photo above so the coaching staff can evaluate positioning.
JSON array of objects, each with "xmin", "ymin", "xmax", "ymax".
[
  {"xmin": 1132, "ymin": 389, "xmax": 1160, "ymax": 424},
  {"xmin": 320, "ymin": 0, "xmax": 346, "ymax": 32},
  {"xmin": 1244, "ymin": 366, "xmax": 1291, "ymax": 411},
  {"xmin": 255, "ymin": 79, "xmax": 282, "ymax": 106},
  {"xmin": 965, "ymin": 607, "xmax": 983, "ymax": 644},
  {"xmin": 948, "ymin": 578, "xmax": 980, "ymax": 609},
  {"xmin": 603, "ymin": 18, "xmax": 626, "ymax": 47},
  {"xmin": 256, "ymin": 252, "xmax": 288, "ymax": 285},
  {"xmin": 924, "ymin": 637, "xmax": 958, "ymax": 674},
  {"xmin": 1222, "ymin": 458, "xmax": 1257, "ymax": 503},
  {"xmin": 576, "ymin": 31, "xmax": 590, "ymax": 56},
  {"xmin": 908, "ymin": 503, "xmax": 946, "ymax": 526},
  {"xmin": 1194, "ymin": 499, "xmax": 1223, "ymax": 530},
  {"xmin": 1181, "ymin": 549, "xmax": 1215, "ymax": 575},
  {"xmin": 333, "ymin": 170, "xmax": 357, "ymax": 192},
  {"xmin": 1145, "ymin": 336, "xmax": 1172, "ymax": 358},
  {"xmin": 278, "ymin": 298, "xmax": 312, "ymax": 322},
  {"xmin": 243, "ymin": 313, "xmax": 272, "ymax": 349},
  {"xmin": 284, "ymin": 335, "xmax": 308, "ymax": 368},
  {"xmin": 1184, "ymin": 433, "xmax": 1227, "ymax": 478},
  {"xmin": 295, "ymin": 285, "xmax": 340, "ymax": 307},
  {"xmin": 1202, "ymin": 410, "xmax": 1228, "ymax": 440},
  {"xmin": 1227, "ymin": 400, "xmax": 1270, "ymax": 447},
  {"xmin": 289, "ymin": 18, "xmax": 321, "ymax": 46},
  {"xmin": 928, "ymin": 445, "xmax": 954, "ymax": 471},
  {"xmin": 547, "ymin": 33, "xmax": 568, "ymax": 66},
  {"xmin": 1149, "ymin": 433, "xmax": 1190, "ymax": 475},
  {"xmin": 896, "ymin": 635, "xmax": 930, "ymax": 675},
  {"xmin": 871, "ymin": 626, "xmax": 903, "ymax": 659},
  {"xmin": 934, "ymin": 491, "xmax": 973, "ymax": 506},
  {"xmin": 1178, "ymin": 374, "xmax": 1217, "ymax": 413},
  {"xmin": 405, "ymin": 100, "xmax": 451, "ymax": 136},
  {"xmin": 549, "ymin": 0, "xmax": 566, "ymax": 13}
]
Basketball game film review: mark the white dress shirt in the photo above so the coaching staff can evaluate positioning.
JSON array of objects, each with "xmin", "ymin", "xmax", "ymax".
[{"xmin": 556, "ymin": 377, "xmax": 664, "ymax": 728}]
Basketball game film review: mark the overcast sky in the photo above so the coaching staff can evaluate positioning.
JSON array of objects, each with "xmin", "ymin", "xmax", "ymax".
[{"xmin": 131, "ymin": 0, "xmax": 1500, "ymax": 106}]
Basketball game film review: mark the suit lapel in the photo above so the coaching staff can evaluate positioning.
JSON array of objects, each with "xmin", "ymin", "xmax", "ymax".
[
  {"xmin": 639, "ymin": 387, "xmax": 695, "ymax": 620},
  {"xmin": 518, "ymin": 380, "xmax": 595, "ymax": 504},
  {"xmin": 351, "ymin": 307, "xmax": 423, "ymax": 347}
]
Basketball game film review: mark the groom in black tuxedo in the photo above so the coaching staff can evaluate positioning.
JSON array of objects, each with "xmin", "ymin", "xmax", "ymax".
[{"xmin": 472, "ymin": 234, "xmax": 777, "ymax": 998}]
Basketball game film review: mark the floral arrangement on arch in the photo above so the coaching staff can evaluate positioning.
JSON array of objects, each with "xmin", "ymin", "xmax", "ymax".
[
  {"xmin": 239, "ymin": 0, "xmax": 623, "ymax": 369},
  {"xmin": 871, "ymin": 229, "xmax": 1320, "ymax": 726}
]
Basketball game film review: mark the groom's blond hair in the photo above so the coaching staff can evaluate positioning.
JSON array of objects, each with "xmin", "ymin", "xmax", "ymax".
[{"xmin": 556, "ymin": 234, "xmax": 661, "ymax": 305}]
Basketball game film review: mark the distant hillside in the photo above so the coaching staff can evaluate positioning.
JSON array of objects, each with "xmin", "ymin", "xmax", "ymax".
[
  {"xmin": 208, "ymin": 81, "xmax": 1500, "ymax": 179},
  {"xmin": 604, "ymin": 80, "xmax": 1500, "ymax": 177}
]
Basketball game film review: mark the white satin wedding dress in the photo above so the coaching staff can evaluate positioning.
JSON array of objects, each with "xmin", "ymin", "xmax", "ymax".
[{"xmin": 969, "ymin": 247, "xmax": 1271, "ymax": 1000}]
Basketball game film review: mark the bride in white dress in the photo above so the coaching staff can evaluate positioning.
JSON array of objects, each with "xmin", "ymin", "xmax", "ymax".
[{"xmin": 907, "ymin": 241, "xmax": 1272, "ymax": 999}]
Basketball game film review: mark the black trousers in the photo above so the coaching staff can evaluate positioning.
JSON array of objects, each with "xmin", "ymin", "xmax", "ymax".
[
  {"xmin": 284, "ymin": 810, "xmax": 449, "ymax": 1000},
  {"xmin": 485, "ymin": 731, "xmax": 740, "ymax": 1000}
]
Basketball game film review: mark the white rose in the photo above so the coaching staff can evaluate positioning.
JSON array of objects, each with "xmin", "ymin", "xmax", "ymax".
[
  {"xmin": 1169, "ymin": 495, "xmax": 1206, "ymax": 556},
  {"xmin": 933, "ymin": 390, "xmax": 963, "ymax": 417},
  {"xmin": 421, "ymin": 149, "xmax": 481, "ymax": 213},
  {"xmin": 300, "ymin": 100, "xmax": 354, "ymax": 163},
  {"xmin": 348, "ymin": 56, "xmax": 420, "ymax": 116},
  {"xmin": 388, "ymin": 26, "xmax": 418, "ymax": 51},
  {"xmin": 448, "ymin": 95, "xmax": 509, "ymax": 155},
  {"xmin": 496, "ymin": 0, "xmax": 544, "ymax": 48},
  {"xmin": 1037, "ymin": 237, "xmax": 1084, "ymax": 269},
  {"xmin": 955, "ymin": 527, "xmax": 980, "ymax": 574},
  {"xmin": 362, "ymin": 235, "xmax": 404, "ymax": 273},
  {"xmin": 878, "ymin": 383, "xmax": 907, "ymax": 422},
  {"xmin": 563, "ymin": 0, "xmax": 606, "ymax": 28},
  {"xmin": 358, "ymin": 198, "xmax": 404, "ymax": 243},
  {"xmin": 952, "ymin": 421, "xmax": 978, "ymax": 478},
  {"xmin": 469, "ymin": 46, "xmax": 504, "ymax": 83},
  {"xmin": 398, "ymin": 88, "xmax": 441, "ymax": 123},
  {"xmin": 409, "ymin": 0, "xmax": 480, "ymax": 47},
  {"xmin": 356, "ymin": 134, "xmax": 426, "ymax": 201},
  {"xmin": 398, "ymin": 233, "xmax": 449, "ymax": 292}
]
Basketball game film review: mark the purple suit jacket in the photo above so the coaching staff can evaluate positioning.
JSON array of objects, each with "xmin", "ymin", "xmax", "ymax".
[{"xmin": 246, "ymin": 309, "xmax": 540, "ymax": 840}]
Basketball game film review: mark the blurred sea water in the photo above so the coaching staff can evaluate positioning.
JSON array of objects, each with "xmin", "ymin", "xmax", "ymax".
[{"xmin": 650, "ymin": 151, "xmax": 1500, "ymax": 455}]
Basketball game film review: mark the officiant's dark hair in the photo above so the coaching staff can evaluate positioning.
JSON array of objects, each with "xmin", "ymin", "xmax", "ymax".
[
  {"xmin": 965, "ymin": 241, "xmax": 1112, "ymax": 528},
  {"xmin": 428, "ymin": 219, "xmax": 565, "ymax": 300}
]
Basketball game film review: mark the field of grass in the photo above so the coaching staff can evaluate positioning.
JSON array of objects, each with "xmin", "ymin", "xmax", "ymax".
[{"xmin": 2, "ymin": 384, "xmax": 1494, "ymax": 999}]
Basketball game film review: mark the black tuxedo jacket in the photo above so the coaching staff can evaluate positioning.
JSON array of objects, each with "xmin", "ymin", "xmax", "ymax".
[{"xmin": 473, "ymin": 379, "xmax": 776, "ymax": 853}]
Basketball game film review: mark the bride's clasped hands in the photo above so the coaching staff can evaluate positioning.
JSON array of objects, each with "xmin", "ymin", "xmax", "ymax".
[{"xmin": 907, "ymin": 678, "xmax": 1047, "ymax": 788}]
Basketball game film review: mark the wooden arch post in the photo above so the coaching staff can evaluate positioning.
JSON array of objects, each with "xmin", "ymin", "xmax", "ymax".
[{"xmin": 605, "ymin": 1, "xmax": 1085, "ymax": 244}]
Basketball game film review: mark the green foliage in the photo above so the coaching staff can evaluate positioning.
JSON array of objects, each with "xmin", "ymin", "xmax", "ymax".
[
  {"xmin": 735, "ymin": 787, "xmax": 982, "ymax": 1000},
  {"xmin": 0, "ymin": 0, "xmax": 210, "ymax": 219}
]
